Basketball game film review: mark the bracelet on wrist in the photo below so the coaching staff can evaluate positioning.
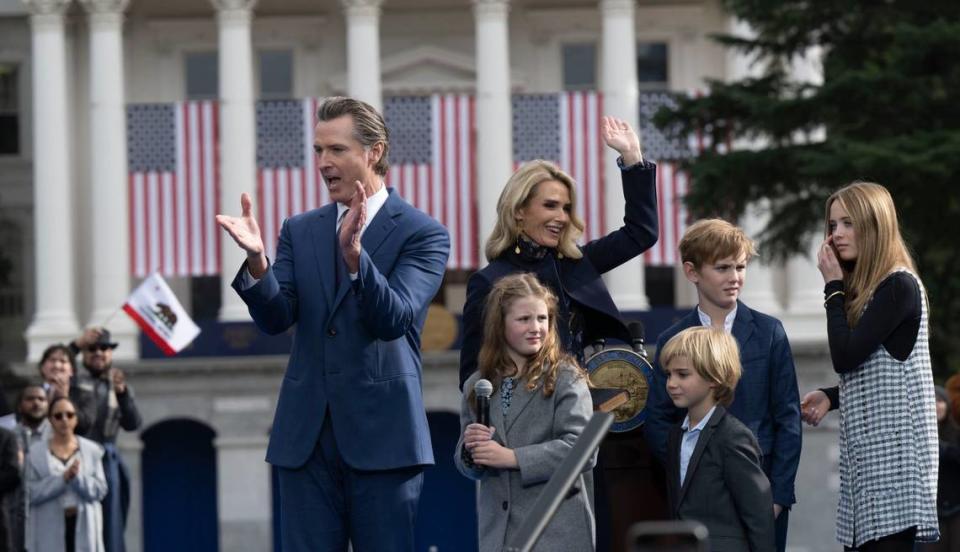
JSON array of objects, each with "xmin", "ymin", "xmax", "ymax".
[{"xmin": 824, "ymin": 290, "xmax": 845, "ymax": 307}]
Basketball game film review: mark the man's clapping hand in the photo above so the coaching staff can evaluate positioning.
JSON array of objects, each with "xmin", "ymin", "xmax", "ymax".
[{"xmin": 216, "ymin": 193, "xmax": 268, "ymax": 278}]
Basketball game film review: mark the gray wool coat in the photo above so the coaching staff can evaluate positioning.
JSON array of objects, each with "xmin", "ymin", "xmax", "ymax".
[
  {"xmin": 26, "ymin": 436, "xmax": 108, "ymax": 552},
  {"xmin": 456, "ymin": 365, "xmax": 596, "ymax": 552}
]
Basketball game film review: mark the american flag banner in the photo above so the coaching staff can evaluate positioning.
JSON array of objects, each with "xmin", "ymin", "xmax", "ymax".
[
  {"xmin": 512, "ymin": 91, "xmax": 606, "ymax": 243},
  {"xmin": 384, "ymin": 94, "xmax": 477, "ymax": 270},
  {"xmin": 255, "ymin": 98, "xmax": 329, "ymax": 262},
  {"xmin": 637, "ymin": 91, "xmax": 695, "ymax": 266},
  {"xmin": 127, "ymin": 102, "xmax": 221, "ymax": 278}
]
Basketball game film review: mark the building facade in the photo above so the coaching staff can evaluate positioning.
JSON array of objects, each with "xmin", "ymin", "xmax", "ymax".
[{"xmin": 0, "ymin": 0, "xmax": 841, "ymax": 550}]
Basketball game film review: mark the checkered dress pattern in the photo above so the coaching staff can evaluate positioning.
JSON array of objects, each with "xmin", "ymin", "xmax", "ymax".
[{"xmin": 836, "ymin": 269, "xmax": 940, "ymax": 547}]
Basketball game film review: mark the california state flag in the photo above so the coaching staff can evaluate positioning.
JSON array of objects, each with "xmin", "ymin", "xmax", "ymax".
[{"xmin": 122, "ymin": 273, "xmax": 201, "ymax": 355}]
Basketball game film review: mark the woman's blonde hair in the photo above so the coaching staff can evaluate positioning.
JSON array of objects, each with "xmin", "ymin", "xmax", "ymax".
[
  {"xmin": 825, "ymin": 182, "xmax": 919, "ymax": 326},
  {"xmin": 473, "ymin": 273, "xmax": 584, "ymax": 405},
  {"xmin": 484, "ymin": 160, "xmax": 586, "ymax": 262},
  {"xmin": 659, "ymin": 327, "xmax": 742, "ymax": 407}
]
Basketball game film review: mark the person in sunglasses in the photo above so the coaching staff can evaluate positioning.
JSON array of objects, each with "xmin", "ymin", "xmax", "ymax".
[
  {"xmin": 25, "ymin": 396, "xmax": 107, "ymax": 552},
  {"xmin": 67, "ymin": 328, "xmax": 141, "ymax": 552}
]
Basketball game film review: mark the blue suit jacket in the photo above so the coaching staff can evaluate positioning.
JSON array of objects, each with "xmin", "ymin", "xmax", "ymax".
[
  {"xmin": 232, "ymin": 189, "xmax": 450, "ymax": 470},
  {"xmin": 645, "ymin": 301, "xmax": 802, "ymax": 507}
]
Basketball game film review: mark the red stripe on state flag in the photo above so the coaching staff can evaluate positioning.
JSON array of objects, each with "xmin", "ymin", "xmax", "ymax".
[{"xmin": 123, "ymin": 304, "xmax": 177, "ymax": 356}]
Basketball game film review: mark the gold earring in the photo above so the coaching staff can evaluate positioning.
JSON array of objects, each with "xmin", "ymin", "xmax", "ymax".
[{"xmin": 514, "ymin": 237, "xmax": 521, "ymax": 255}]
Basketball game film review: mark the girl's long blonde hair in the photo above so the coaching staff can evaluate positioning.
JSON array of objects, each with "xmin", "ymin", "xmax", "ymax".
[
  {"xmin": 471, "ymin": 273, "xmax": 584, "ymax": 407},
  {"xmin": 484, "ymin": 160, "xmax": 586, "ymax": 262},
  {"xmin": 825, "ymin": 182, "xmax": 919, "ymax": 326}
]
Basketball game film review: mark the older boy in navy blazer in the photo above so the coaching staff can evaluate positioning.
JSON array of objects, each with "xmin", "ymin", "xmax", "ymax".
[{"xmin": 645, "ymin": 219, "xmax": 801, "ymax": 551}]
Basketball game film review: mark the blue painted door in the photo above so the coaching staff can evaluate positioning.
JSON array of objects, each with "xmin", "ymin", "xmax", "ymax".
[
  {"xmin": 415, "ymin": 412, "xmax": 478, "ymax": 551},
  {"xmin": 142, "ymin": 420, "xmax": 219, "ymax": 552}
]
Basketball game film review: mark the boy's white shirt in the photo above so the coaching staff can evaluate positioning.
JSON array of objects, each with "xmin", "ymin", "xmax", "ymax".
[{"xmin": 697, "ymin": 305, "xmax": 738, "ymax": 334}]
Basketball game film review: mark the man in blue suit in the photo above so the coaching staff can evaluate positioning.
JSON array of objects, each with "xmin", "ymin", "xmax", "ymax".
[
  {"xmin": 644, "ymin": 219, "xmax": 801, "ymax": 552},
  {"xmin": 217, "ymin": 97, "xmax": 450, "ymax": 551}
]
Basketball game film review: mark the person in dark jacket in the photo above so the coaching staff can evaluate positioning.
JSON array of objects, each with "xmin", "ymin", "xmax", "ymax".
[
  {"xmin": 0, "ymin": 426, "xmax": 22, "ymax": 552},
  {"xmin": 459, "ymin": 115, "xmax": 658, "ymax": 389},
  {"xmin": 9, "ymin": 384, "xmax": 51, "ymax": 552},
  {"xmin": 919, "ymin": 386, "xmax": 960, "ymax": 552}
]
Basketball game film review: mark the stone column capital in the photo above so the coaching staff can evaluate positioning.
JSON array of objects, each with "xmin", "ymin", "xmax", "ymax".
[
  {"xmin": 211, "ymin": 0, "xmax": 257, "ymax": 25},
  {"xmin": 340, "ymin": 0, "xmax": 383, "ymax": 19},
  {"xmin": 599, "ymin": 0, "xmax": 633, "ymax": 16},
  {"xmin": 473, "ymin": 0, "xmax": 509, "ymax": 19},
  {"xmin": 80, "ymin": 0, "xmax": 128, "ymax": 29},
  {"xmin": 211, "ymin": 0, "xmax": 257, "ymax": 10},
  {"xmin": 78, "ymin": 0, "xmax": 128, "ymax": 14},
  {"xmin": 21, "ymin": 0, "xmax": 71, "ymax": 16}
]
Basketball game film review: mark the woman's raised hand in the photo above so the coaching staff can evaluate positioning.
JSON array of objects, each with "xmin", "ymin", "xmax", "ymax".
[{"xmin": 601, "ymin": 116, "xmax": 643, "ymax": 167}]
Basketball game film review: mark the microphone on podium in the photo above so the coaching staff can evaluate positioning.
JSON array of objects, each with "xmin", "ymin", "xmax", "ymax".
[{"xmin": 475, "ymin": 378, "xmax": 493, "ymax": 427}]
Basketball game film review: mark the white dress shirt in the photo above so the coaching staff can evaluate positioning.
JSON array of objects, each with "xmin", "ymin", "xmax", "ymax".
[{"xmin": 697, "ymin": 305, "xmax": 738, "ymax": 334}]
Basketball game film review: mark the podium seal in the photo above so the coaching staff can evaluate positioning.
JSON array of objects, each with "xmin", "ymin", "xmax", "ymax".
[{"xmin": 584, "ymin": 347, "xmax": 654, "ymax": 433}]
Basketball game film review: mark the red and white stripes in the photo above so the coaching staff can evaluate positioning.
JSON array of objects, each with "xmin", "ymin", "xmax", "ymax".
[
  {"xmin": 387, "ymin": 94, "xmax": 477, "ymax": 270},
  {"xmin": 560, "ymin": 91, "xmax": 606, "ymax": 243},
  {"xmin": 129, "ymin": 101, "xmax": 220, "ymax": 278},
  {"xmin": 644, "ymin": 162, "xmax": 689, "ymax": 266}
]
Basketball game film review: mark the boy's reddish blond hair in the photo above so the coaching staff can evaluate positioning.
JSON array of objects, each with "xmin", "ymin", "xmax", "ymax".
[{"xmin": 679, "ymin": 218, "xmax": 758, "ymax": 268}]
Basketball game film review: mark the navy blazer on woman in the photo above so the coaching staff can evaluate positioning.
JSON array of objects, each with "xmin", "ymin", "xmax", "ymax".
[
  {"xmin": 233, "ymin": 189, "xmax": 450, "ymax": 470},
  {"xmin": 645, "ymin": 302, "xmax": 802, "ymax": 508},
  {"xmin": 458, "ymin": 160, "xmax": 658, "ymax": 389}
]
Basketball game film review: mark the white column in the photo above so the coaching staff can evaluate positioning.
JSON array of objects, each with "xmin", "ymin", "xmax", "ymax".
[
  {"xmin": 739, "ymin": 201, "xmax": 782, "ymax": 315},
  {"xmin": 600, "ymin": 0, "xmax": 647, "ymax": 310},
  {"xmin": 80, "ymin": 0, "xmax": 138, "ymax": 359},
  {"xmin": 215, "ymin": 435, "xmax": 271, "ymax": 551},
  {"xmin": 213, "ymin": 0, "xmax": 257, "ymax": 322},
  {"xmin": 782, "ymin": 42, "xmax": 826, "ymax": 344},
  {"xmin": 473, "ymin": 0, "xmax": 513, "ymax": 264},
  {"xmin": 783, "ymin": 237, "xmax": 828, "ymax": 344},
  {"xmin": 24, "ymin": 0, "xmax": 80, "ymax": 361},
  {"xmin": 341, "ymin": 0, "xmax": 383, "ymax": 112}
]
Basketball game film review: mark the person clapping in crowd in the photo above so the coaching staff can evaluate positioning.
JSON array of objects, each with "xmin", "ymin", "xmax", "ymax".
[
  {"xmin": 8, "ymin": 384, "xmax": 51, "ymax": 552},
  {"xmin": 25, "ymin": 397, "xmax": 107, "ymax": 552},
  {"xmin": 68, "ymin": 329, "xmax": 141, "ymax": 552},
  {"xmin": 456, "ymin": 274, "xmax": 596, "ymax": 552}
]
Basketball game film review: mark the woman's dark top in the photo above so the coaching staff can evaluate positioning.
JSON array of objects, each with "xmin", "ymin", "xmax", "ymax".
[
  {"xmin": 821, "ymin": 271, "xmax": 922, "ymax": 409},
  {"xmin": 458, "ymin": 160, "xmax": 658, "ymax": 389}
]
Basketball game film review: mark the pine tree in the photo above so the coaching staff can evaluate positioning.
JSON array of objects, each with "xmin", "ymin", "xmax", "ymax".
[{"xmin": 655, "ymin": 0, "xmax": 960, "ymax": 378}]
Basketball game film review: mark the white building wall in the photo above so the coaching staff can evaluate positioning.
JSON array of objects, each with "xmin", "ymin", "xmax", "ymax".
[{"xmin": 1, "ymin": 2, "xmax": 840, "ymax": 549}]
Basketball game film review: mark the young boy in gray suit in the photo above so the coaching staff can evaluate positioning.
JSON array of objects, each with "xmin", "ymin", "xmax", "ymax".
[{"xmin": 661, "ymin": 327, "xmax": 775, "ymax": 552}]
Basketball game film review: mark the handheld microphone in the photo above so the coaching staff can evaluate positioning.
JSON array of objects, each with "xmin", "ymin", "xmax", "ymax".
[
  {"xmin": 628, "ymin": 321, "xmax": 647, "ymax": 358},
  {"xmin": 475, "ymin": 378, "xmax": 493, "ymax": 427}
]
